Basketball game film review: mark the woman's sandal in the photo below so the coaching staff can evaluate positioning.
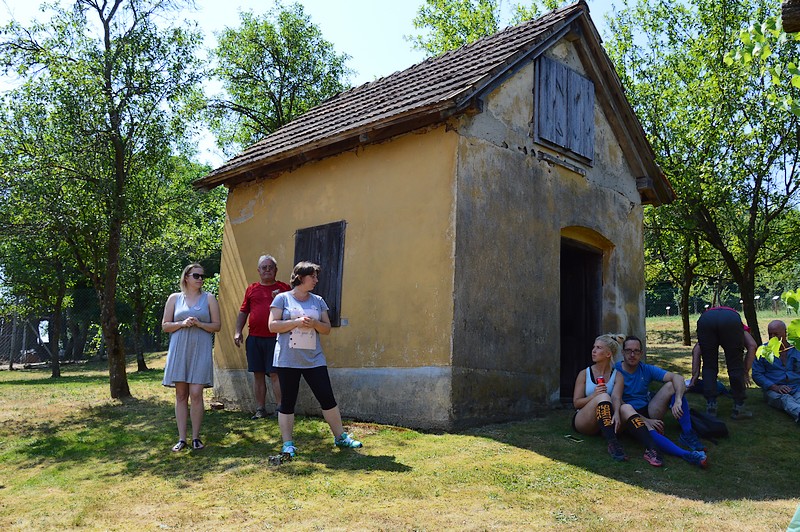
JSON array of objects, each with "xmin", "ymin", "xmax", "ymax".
[
  {"xmin": 171, "ymin": 440, "xmax": 187, "ymax": 452},
  {"xmin": 192, "ymin": 438, "xmax": 205, "ymax": 450}
]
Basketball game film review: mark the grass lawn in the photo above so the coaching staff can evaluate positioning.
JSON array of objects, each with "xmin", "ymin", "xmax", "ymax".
[{"xmin": 1, "ymin": 313, "xmax": 798, "ymax": 530}]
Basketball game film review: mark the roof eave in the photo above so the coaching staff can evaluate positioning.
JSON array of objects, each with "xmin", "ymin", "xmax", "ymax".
[{"xmin": 193, "ymin": 100, "xmax": 478, "ymax": 190}]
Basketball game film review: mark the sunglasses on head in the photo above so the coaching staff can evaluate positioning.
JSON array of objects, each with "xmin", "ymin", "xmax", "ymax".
[{"xmin": 188, "ymin": 273, "xmax": 205, "ymax": 280}]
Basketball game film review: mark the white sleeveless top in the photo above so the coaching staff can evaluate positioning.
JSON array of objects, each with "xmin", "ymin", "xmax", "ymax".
[{"xmin": 584, "ymin": 365, "xmax": 617, "ymax": 396}]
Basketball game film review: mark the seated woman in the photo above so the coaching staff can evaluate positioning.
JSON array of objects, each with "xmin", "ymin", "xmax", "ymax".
[{"xmin": 572, "ymin": 333, "xmax": 664, "ymax": 466}]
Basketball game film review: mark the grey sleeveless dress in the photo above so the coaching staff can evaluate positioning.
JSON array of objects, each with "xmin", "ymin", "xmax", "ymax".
[{"xmin": 162, "ymin": 292, "xmax": 214, "ymax": 387}]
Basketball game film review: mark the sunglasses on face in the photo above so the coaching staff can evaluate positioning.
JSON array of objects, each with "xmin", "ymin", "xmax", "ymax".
[{"xmin": 188, "ymin": 273, "xmax": 205, "ymax": 280}]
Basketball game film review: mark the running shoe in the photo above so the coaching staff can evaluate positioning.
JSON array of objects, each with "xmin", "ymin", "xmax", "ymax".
[
  {"xmin": 706, "ymin": 401, "xmax": 718, "ymax": 417},
  {"xmin": 682, "ymin": 450, "xmax": 708, "ymax": 469},
  {"xmin": 281, "ymin": 441, "xmax": 297, "ymax": 457},
  {"xmin": 334, "ymin": 432, "xmax": 363, "ymax": 448},
  {"xmin": 643, "ymin": 448, "xmax": 663, "ymax": 467},
  {"xmin": 251, "ymin": 407, "xmax": 267, "ymax": 420},
  {"xmin": 730, "ymin": 406, "xmax": 753, "ymax": 420},
  {"xmin": 607, "ymin": 439, "xmax": 628, "ymax": 462},
  {"xmin": 679, "ymin": 430, "xmax": 706, "ymax": 452}
]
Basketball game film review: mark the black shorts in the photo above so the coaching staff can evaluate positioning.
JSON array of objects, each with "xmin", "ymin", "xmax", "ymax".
[{"xmin": 245, "ymin": 336, "xmax": 277, "ymax": 374}]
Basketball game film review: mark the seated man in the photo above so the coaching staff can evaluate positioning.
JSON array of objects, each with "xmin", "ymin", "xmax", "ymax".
[
  {"xmin": 616, "ymin": 336, "xmax": 706, "ymax": 454},
  {"xmin": 752, "ymin": 320, "xmax": 800, "ymax": 425}
]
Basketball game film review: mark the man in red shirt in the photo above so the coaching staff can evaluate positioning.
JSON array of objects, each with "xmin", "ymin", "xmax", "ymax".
[{"xmin": 234, "ymin": 255, "xmax": 291, "ymax": 419}]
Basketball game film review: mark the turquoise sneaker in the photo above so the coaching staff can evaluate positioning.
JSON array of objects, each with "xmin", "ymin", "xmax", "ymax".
[
  {"xmin": 281, "ymin": 441, "xmax": 296, "ymax": 457},
  {"xmin": 334, "ymin": 432, "xmax": 362, "ymax": 448}
]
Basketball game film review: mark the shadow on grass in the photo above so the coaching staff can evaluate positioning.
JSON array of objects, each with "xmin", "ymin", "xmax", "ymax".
[
  {"xmin": 463, "ymin": 346, "xmax": 797, "ymax": 504},
  {"xmin": 3, "ymin": 397, "xmax": 410, "ymax": 482}
]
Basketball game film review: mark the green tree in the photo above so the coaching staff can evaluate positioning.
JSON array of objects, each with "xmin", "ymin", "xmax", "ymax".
[
  {"xmin": 119, "ymin": 156, "xmax": 225, "ymax": 371},
  {"xmin": 209, "ymin": 3, "xmax": 351, "ymax": 155},
  {"xmin": 406, "ymin": 0, "xmax": 564, "ymax": 56},
  {"xmin": 606, "ymin": 0, "xmax": 800, "ymax": 343},
  {"xmin": 0, "ymin": 0, "xmax": 204, "ymax": 398}
]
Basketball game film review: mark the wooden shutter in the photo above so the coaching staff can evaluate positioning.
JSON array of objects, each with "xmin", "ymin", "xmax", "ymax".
[
  {"xmin": 294, "ymin": 220, "xmax": 346, "ymax": 326},
  {"xmin": 537, "ymin": 56, "xmax": 568, "ymax": 148},
  {"xmin": 567, "ymin": 69, "xmax": 594, "ymax": 161},
  {"xmin": 536, "ymin": 56, "xmax": 595, "ymax": 162}
]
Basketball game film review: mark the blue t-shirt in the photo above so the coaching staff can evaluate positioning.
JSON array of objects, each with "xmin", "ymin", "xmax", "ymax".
[{"xmin": 614, "ymin": 361, "xmax": 667, "ymax": 410}]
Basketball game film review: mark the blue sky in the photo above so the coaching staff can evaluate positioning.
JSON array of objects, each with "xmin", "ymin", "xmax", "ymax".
[{"xmin": 1, "ymin": 0, "xmax": 617, "ymax": 165}]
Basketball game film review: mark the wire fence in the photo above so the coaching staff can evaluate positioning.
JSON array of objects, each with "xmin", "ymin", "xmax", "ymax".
[{"xmin": 645, "ymin": 286, "xmax": 792, "ymax": 317}]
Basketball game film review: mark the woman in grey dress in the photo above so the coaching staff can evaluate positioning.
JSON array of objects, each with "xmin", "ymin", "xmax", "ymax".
[{"xmin": 162, "ymin": 263, "xmax": 220, "ymax": 451}]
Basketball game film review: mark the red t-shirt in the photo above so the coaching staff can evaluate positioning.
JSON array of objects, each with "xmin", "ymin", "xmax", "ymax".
[{"xmin": 239, "ymin": 281, "xmax": 290, "ymax": 337}]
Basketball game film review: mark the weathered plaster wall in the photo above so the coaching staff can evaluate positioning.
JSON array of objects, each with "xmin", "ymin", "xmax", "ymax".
[
  {"xmin": 449, "ymin": 39, "xmax": 646, "ymax": 425},
  {"xmin": 212, "ymin": 128, "xmax": 461, "ymax": 427}
]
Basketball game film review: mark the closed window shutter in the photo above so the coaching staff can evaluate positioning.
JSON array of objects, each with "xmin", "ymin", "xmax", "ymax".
[
  {"xmin": 537, "ymin": 56, "xmax": 568, "ymax": 148},
  {"xmin": 294, "ymin": 220, "xmax": 346, "ymax": 326},
  {"xmin": 536, "ymin": 56, "xmax": 595, "ymax": 162},
  {"xmin": 567, "ymin": 69, "xmax": 594, "ymax": 160}
]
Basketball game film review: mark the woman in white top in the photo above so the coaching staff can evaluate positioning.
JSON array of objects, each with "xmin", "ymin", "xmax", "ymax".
[
  {"xmin": 572, "ymin": 333, "xmax": 628, "ymax": 461},
  {"xmin": 268, "ymin": 261, "xmax": 362, "ymax": 457}
]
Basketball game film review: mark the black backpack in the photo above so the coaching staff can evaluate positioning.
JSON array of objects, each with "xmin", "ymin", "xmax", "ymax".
[{"xmin": 690, "ymin": 408, "xmax": 729, "ymax": 443}]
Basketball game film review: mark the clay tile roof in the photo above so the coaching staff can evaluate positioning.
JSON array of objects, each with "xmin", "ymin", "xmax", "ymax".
[{"xmin": 196, "ymin": 1, "xmax": 589, "ymax": 189}]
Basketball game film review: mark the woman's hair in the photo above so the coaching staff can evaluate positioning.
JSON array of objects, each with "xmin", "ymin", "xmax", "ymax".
[
  {"xmin": 179, "ymin": 263, "xmax": 203, "ymax": 293},
  {"xmin": 290, "ymin": 261, "xmax": 321, "ymax": 287},
  {"xmin": 595, "ymin": 333, "xmax": 626, "ymax": 357}
]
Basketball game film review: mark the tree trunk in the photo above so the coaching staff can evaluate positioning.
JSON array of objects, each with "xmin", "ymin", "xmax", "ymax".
[
  {"xmin": 679, "ymin": 278, "xmax": 692, "ymax": 346},
  {"xmin": 9, "ymin": 315, "xmax": 18, "ymax": 371},
  {"xmin": 784, "ymin": 0, "xmax": 800, "ymax": 33},
  {"xmin": 132, "ymin": 309, "xmax": 149, "ymax": 372},
  {"xmin": 738, "ymin": 280, "xmax": 761, "ymax": 344}
]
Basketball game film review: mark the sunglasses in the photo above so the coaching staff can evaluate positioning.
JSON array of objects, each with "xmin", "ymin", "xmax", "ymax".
[{"xmin": 188, "ymin": 273, "xmax": 206, "ymax": 280}]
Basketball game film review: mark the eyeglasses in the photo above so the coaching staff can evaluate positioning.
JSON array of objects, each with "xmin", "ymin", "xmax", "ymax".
[
  {"xmin": 188, "ymin": 273, "xmax": 205, "ymax": 280},
  {"xmin": 623, "ymin": 348, "xmax": 643, "ymax": 355},
  {"xmin": 260, "ymin": 265, "xmax": 276, "ymax": 271}
]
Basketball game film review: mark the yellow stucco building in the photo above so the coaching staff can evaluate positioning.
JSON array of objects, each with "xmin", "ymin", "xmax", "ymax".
[{"xmin": 197, "ymin": 1, "xmax": 673, "ymax": 430}]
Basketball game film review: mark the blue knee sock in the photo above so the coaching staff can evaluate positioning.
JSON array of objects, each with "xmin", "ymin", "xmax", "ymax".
[
  {"xmin": 648, "ymin": 429, "xmax": 688, "ymax": 458},
  {"xmin": 669, "ymin": 395, "xmax": 693, "ymax": 433}
]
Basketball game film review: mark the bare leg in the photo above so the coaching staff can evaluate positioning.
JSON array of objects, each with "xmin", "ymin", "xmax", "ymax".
[
  {"xmin": 174, "ymin": 382, "xmax": 189, "ymax": 442},
  {"xmin": 253, "ymin": 371, "xmax": 266, "ymax": 409},
  {"xmin": 269, "ymin": 372, "xmax": 282, "ymax": 407},
  {"xmin": 278, "ymin": 412, "xmax": 295, "ymax": 442},
  {"xmin": 322, "ymin": 406, "xmax": 345, "ymax": 437},
  {"xmin": 189, "ymin": 384, "xmax": 205, "ymax": 440},
  {"xmin": 646, "ymin": 381, "xmax": 675, "ymax": 420}
]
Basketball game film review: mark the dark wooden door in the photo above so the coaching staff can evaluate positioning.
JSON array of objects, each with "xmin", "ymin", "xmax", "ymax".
[{"xmin": 559, "ymin": 240, "xmax": 602, "ymax": 402}]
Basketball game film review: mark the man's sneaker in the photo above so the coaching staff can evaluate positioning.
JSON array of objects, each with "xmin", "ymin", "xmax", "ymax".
[
  {"xmin": 334, "ymin": 432, "xmax": 363, "ymax": 448},
  {"xmin": 281, "ymin": 441, "xmax": 296, "ymax": 457},
  {"xmin": 251, "ymin": 407, "xmax": 267, "ymax": 420},
  {"xmin": 679, "ymin": 430, "xmax": 706, "ymax": 452},
  {"xmin": 607, "ymin": 439, "xmax": 628, "ymax": 462},
  {"xmin": 706, "ymin": 401, "xmax": 718, "ymax": 417},
  {"xmin": 643, "ymin": 448, "xmax": 663, "ymax": 467},
  {"xmin": 730, "ymin": 406, "xmax": 753, "ymax": 420},
  {"xmin": 682, "ymin": 450, "xmax": 708, "ymax": 469}
]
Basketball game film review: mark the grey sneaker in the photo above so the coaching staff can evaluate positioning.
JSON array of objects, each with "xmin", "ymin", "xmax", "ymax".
[
  {"xmin": 251, "ymin": 407, "xmax": 267, "ymax": 420},
  {"xmin": 706, "ymin": 401, "xmax": 718, "ymax": 417},
  {"xmin": 730, "ymin": 406, "xmax": 753, "ymax": 420}
]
